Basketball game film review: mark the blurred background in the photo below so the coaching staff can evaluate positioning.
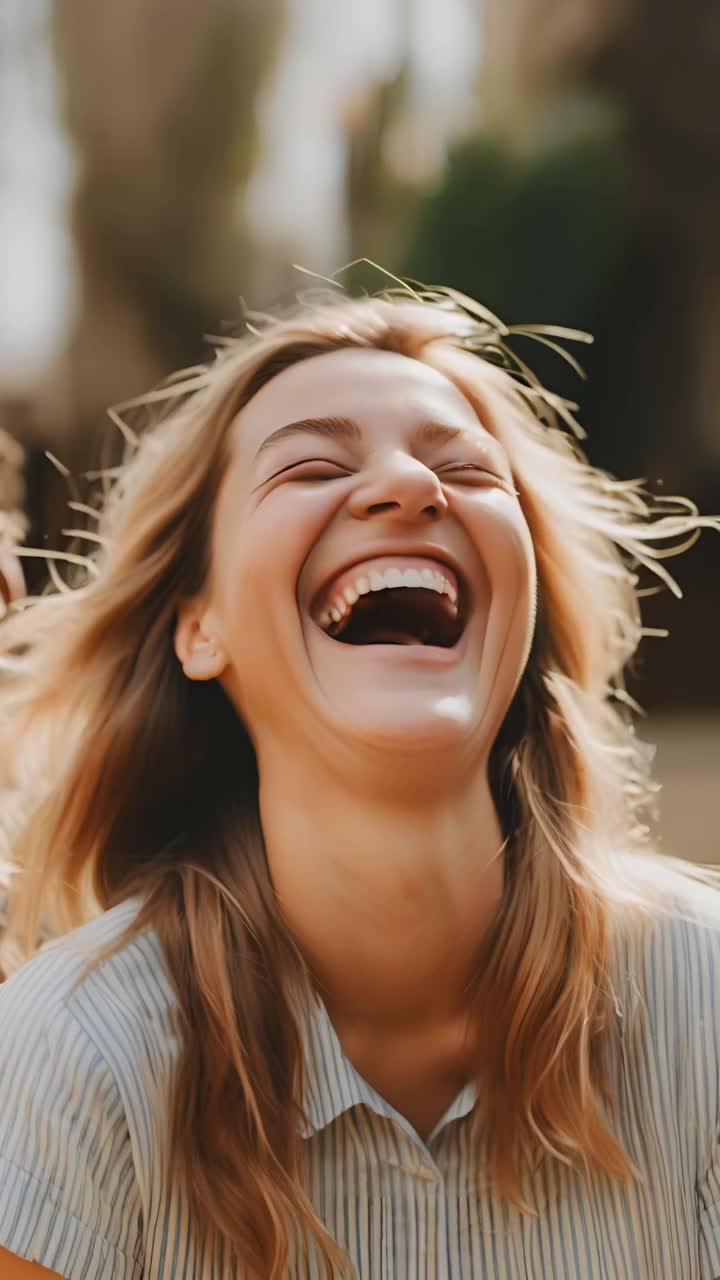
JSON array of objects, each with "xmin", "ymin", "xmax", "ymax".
[{"xmin": 0, "ymin": 0, "xmax": 717, "ymax": 859}]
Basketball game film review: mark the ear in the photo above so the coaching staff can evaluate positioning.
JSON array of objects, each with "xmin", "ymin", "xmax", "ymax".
[{"xmin": 174, "ymin": 598, "xmax": 228, "ymax": 682}]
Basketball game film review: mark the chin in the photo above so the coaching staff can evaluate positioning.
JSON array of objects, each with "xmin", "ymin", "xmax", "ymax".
[{"xmin": 325, "ymin": 689, "xmax": 480, "ymax": 754}]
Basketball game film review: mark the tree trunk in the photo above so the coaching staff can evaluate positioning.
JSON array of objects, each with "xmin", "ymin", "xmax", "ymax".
[{"xmin": 25, "ymin": 0, "xmax": 286, "ymax": 575}]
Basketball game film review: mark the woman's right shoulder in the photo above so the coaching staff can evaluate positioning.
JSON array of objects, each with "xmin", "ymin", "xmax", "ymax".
[
  {"xmin": 0, "ymin": 896, "xmax": 181, "ymax": 1088},
  {"xmin": 0, "ymin": 899, "xmax": 166, "ymax": 1278}
]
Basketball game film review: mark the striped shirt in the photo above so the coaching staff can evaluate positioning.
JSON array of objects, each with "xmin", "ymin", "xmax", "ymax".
[{"xmin": 1, "ymin": 881, "xmax": 720, "ymax": 1279}]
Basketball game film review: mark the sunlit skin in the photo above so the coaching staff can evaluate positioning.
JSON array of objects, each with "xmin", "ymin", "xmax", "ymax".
[{"xmin": 175, "ymin": 348, "xmax": 537, "ymax": 1124}]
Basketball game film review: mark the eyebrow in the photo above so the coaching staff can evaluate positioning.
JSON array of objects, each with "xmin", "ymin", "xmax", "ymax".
[{"xmin": 254, "ymin": 415, "xmax": 470, "ymax": 460}]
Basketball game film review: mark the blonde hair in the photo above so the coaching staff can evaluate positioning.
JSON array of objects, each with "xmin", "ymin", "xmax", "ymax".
[{"xmin": 0, "ymin": 284, "xmax": 718, "ymax": 1278}]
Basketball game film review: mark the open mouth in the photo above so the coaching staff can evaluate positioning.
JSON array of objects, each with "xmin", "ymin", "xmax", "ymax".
[{"xmin": 311, "ymin": 557, "xmax": 469, "ymax": 649}]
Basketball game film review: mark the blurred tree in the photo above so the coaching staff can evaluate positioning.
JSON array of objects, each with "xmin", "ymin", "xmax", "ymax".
[
  {"xmin": 406, "ymin": 0, "xmax": 720, "ymax": 496},
  {"xmin": 25, "ymin": 0, "xmax": 286, "ymax": 576},
  {"xmin": 403, "ymin": 95, "xmax": 642, "ymax": 475},
  {"xmin": 594, "ymin": 0, "xmax": 720, "ymax": 493},
  {"xmin": 479, "ymin": 0, "xmax": 627, "ymax": 137},
  {"xmin": 344, "ymin": 66, "xmax": 416, "ymax": 272},
  {"xmin": 341, "ymin": 0, "xmax": 456, "ymax": 287},
  {"xmin": 404, "ymin": 0, "xmax": 720, "ymax": 709}
]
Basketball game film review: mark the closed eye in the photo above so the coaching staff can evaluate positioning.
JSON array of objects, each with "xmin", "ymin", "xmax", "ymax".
[
  {"xmin": 436, "ymin": 463, "xmax": 505, "ymax": 482},
  {"xmin": 266, "ymin": 459, "xmax": 351, "ymax": 483}
]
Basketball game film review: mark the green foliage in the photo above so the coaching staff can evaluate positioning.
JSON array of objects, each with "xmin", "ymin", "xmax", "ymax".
[
  {"xmin": 401, "ymin": 94, "xmax": 653, "ymax": 473},
  {"xmin": 406, "ymin": 95, "xmax": 629, "ymax": 327}
]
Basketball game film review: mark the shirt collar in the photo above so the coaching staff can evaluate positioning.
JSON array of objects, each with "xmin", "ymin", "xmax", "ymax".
[{"xmin": 297, "ymin": 993, "xmax": 478, "ymax": 1142}]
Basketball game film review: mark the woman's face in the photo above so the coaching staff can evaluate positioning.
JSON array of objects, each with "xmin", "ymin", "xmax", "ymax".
[{"xmin": 181, "ymin": 347, "xmax": 537, "ymax": 765}]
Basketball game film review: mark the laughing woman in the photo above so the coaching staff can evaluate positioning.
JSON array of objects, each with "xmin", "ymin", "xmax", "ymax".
[{"xmin": 0, "ymin": 287, "xmax": 719, "ymax": 1280}]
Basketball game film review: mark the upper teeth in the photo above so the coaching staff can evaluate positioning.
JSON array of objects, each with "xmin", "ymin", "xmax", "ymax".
[{"xmin": 320, "ymin": 566, "xmax": 458, "ymax": 632}]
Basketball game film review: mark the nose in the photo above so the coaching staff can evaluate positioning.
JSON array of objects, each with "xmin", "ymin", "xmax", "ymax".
[{"xmin": 348, "ymin": 451, "xmax": 449, "ymax": 523}]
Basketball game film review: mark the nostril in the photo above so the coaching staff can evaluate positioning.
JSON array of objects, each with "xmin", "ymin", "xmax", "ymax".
[
  {"xmin": 365, "ymin": 501, "xmax": 443, "ymax": 518},
  {"xmin": 367, "ymin": 501, "xmax": 402, "ymax": 515}
]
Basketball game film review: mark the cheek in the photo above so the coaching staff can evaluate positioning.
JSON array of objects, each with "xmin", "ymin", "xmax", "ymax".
[
  {"xmin": 465, "ymin": 494, "xmax": 536, "ymax": 609},
  {"xmin": 466, "ymin": 499, "xmax": 537, "ymax": 716},
  {"xmin": 210, "ymin": 489, "xmax": 340, "ymax": 649}
]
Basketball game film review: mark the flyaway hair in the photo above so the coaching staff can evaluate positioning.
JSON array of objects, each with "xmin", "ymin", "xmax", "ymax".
[{"xmin": 0, "ymin": 274, "xmax": 719, "ymax": 1278}]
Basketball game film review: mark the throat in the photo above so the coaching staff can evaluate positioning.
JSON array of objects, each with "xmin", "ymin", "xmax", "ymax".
[
  {"xmin": 329, "ymin": 586, "xmax": 463, "ymax": 648},
  {"xmin": 334, "ymin": 1014, "xmax": 479, "ymax": 1140}
]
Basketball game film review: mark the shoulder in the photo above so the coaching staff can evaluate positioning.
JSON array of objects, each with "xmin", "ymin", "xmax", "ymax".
[
  {"xmin": 0, "ymin": 900, "xmax": 171, "ymax": 1277},
  {"xmin": 608, "ymin": 854, "xmax": 720, "ymax": 1062},
  {"xmin": 610, "ymin": 853, "xmax": 720, "ymax": 965},
  {"xmin": 0, "ymin": 899, "xmax": 183, "ymax": 1275},
  {"xmin": 0, "ymin": 897, "xmax": 181, "ymax": 1102}
]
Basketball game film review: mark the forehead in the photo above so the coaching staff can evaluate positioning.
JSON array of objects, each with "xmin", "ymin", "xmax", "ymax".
[{"xmin": 230, "ymin": 347, "xmax": 485, "ymax": 454}]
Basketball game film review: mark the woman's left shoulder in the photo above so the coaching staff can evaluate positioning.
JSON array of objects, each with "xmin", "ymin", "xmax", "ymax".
[{"xmin": 609, "ymin": 853, "xmax": 720, "ymax": 1028}]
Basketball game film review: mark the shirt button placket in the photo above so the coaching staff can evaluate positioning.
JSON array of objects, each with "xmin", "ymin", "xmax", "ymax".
[
  {"xmin": 407, "ymin": 1162, "xmax": 444, "ymax": 1280},
  {"xmin": 435, "ymin": 1171, "xmax": 451, "ymax": 1280}
]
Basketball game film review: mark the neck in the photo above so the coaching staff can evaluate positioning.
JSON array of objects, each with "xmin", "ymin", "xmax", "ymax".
[{"xmin": 258, "ymin": 752, "xmax": 506, "ymax": 1035}]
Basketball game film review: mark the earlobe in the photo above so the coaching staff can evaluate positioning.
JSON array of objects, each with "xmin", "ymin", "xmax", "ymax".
[{"xmin": 174, "ymin": 607, "xmax": 228, "ymax": 682}]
